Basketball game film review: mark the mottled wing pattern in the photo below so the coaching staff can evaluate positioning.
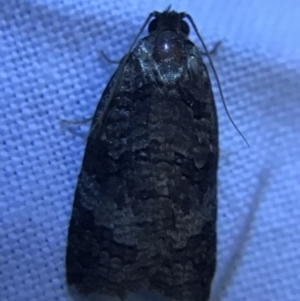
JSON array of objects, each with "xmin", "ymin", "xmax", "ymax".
[{"xmin": 66, "ymin": 10, "xmax": 218, "ymax": 301}]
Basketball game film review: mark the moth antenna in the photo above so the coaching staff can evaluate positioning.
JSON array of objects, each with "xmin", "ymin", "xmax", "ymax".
[
  {"xmin": 184, "ymin": 14, "xmax": 250, "ymax": 147},
  {"xmin": 90, "ymin": 12, "xmax": 155, "ymax": 136},
  {"xmin": 210, "ymin": 169, "xmax": 271, "ymax": 301}
]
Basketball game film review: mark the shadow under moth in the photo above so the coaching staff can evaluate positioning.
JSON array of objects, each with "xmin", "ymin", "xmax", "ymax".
[{"xmin": 66, "ymin": 8, "xmax": 219, "ymax": 301}]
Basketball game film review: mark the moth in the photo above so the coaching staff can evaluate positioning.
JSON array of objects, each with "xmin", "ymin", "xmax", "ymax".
[{"xmin": 66, "ymin": 8, "xmax": 219, "ymax": 301}]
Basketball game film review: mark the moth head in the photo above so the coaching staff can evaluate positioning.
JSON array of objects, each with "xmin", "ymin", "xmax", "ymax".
[{"xmin": 148, "ymin": 11, "xmax": 190, "ymax": 36}]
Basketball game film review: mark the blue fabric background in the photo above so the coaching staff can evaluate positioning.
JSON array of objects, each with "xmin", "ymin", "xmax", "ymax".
[{"xmin": 1, "ymin": 0, "xmax": 299, "ymax": 300}]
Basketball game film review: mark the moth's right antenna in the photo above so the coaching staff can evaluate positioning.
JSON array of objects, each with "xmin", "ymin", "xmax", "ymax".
[{"xmin": 184, "ymin": 13, "xmax": 249, "ymax": 147}]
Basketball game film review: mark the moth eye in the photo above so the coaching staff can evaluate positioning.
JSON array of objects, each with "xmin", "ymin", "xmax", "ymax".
[
  {"xmin": 148, "ymin": 19, "xmax": 158, "ymax": 33},
  {"xmin": 180, "ymin": 20, "xmax": 190, "ymax": 35}
]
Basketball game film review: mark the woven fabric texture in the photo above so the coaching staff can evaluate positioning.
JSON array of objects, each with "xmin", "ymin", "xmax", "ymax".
[{"xmin": 1, "ymin": 0, "xmax": 299, "ymax": 300}]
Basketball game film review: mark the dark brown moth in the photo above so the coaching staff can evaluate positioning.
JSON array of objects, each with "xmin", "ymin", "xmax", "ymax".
[{"xmin": 66, "ymin": 8, "xmax": 219, "ymax": 301}]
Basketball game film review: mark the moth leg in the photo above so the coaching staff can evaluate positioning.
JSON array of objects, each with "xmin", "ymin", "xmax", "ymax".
[
  {"xmin": 60, "ymin": 117, "xmax": 92, "ymax": 138},
  {"xmin": 100, "ymin": 50, "xmax": 120, "ymax": 64},
  {"xmin": 60, "ymin": 117, "xmax": 93, "ymax": 125},
  {"xmin": 201, "ymin": 41, "xmax": 222, "ymax": 56}
]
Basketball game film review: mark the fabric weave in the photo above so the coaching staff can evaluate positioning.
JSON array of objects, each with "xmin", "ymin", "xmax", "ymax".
[{"xmin": 1, "ymin": 0, "xmax": 299, "ymax": 300}]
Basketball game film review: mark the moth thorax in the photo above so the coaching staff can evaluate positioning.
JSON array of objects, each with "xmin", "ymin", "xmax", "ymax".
[{"xmin": 153, "ymin": 31, "xmax": 184, "ymax": 63}]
